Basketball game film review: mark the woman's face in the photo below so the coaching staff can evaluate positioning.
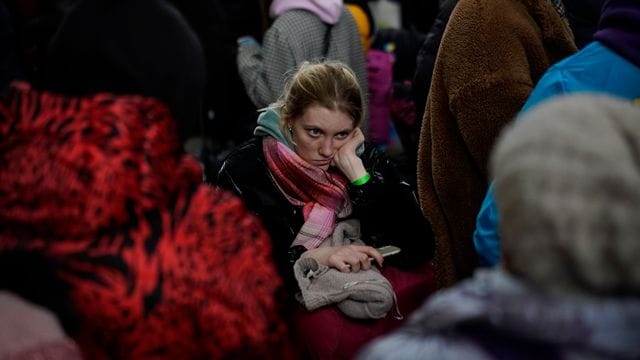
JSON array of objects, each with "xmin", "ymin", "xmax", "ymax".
[{"xmin": 289, "ymin": 104, "xmax": 355, "ymax": 171}]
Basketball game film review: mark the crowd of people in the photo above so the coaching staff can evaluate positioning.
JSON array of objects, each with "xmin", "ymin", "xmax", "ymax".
[{"xmin": 1, "ymin": 0, "xmax": 639, "ymax": 359}]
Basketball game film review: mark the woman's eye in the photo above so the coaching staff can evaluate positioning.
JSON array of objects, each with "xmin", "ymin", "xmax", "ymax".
[
  {"xmin": 307, "ymin": 129, "xmax": 321, "ymax": 137},
  {"xmin": 335, "ymin": 132, "xmax": 349, "ymax": 140}
]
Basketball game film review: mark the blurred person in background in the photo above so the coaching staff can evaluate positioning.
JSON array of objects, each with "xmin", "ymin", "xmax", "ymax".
[
  {"xmin": 416, "ymin": 0, "xmax": 577, "ymax": 289},
  {"xmin": 0, "ymin": 80, "xmax": 296, "ymax": 359},
  {"xmin": 236, "ymin": 0, "xmax": 370, "ymax": 134},
  {"xmin": 474, "ymin": 0, "xmax": 640, "ymax": 267},
  {"xmin": 358, "ymin": 94, "xmax": 640, "ymax": 360},
  {"xmin": 40, "ymin": 0, "xmax": 206, "ymax": 144}
]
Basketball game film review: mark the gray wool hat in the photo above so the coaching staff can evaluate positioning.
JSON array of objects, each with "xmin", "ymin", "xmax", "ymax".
[{"xmin": 491, "ymin": 94, "xmax": 640, "ymax": 296}]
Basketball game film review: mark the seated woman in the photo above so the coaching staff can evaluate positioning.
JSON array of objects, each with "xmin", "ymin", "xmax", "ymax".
[{"xmin": 216, "ymin": 61, "xmax": 435, "ymax": 359}]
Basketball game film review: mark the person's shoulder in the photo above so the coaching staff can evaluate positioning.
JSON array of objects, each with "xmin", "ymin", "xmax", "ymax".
[
  {"xmin": 269, "ymin": 9, "xmax": 325, "ymax": 40},
  {"xmin": 216, "ymin": 137, "xmax": 270, "ymax": 194},
  {"xmin": 442, "ymin": 0, "xmax": 527, "ymax": 44},
  {"xmin": 273, "ymin": 8, "xmax": 325, "ymax": 25},
  {"xmin": 451, "ymin": 0, "xmax": 545, "ymax": 26},
  {"xmin": 535, "ymin": 42, "xmax": 631, "ymax": 88},
  {"xmin": 220, "ymin": 137, "xmax": 263, "ymax": 172},
  {"xmin": 452, "ymin": 0, "xmax": 515, "ymax": 16},
  {"xmin": 217, "ymin": 137, "xmax": 263, "ymax": 181}
]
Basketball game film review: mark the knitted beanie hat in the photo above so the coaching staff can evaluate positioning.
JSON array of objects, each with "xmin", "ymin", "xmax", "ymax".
[{"xmin": 492, "ymin": 94, "xmax": 640, "ymax": 295}]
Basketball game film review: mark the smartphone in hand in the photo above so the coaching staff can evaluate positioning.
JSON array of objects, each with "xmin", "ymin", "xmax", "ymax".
[
  {"xmin": 377, "ymin": 245, "xmax": 401, "ymax": 258},
  {"xmin": 354, "ymin": 246, "xmax": 402, "ymax": 268}
]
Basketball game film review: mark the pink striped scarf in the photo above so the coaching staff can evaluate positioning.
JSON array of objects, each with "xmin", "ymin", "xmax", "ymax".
[{"xmin": 263, "ymin": 137, "xmax": 351, "ymax": 249}]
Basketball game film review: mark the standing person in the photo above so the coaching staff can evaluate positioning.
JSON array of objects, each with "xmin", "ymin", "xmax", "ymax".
[
  {"xmin": 416, "ymin": 0, "xmax": 577, "ymax": 288},
  {"xmin": 473, "ymin": 0, "xmax": 640, "ymax": 267},
  {"xmin": 217, "ymin": 61, "xmax": 435, "ymax": 359},
  {"xmin": 236, "ymin": 0, "xmax": 369, "ymax": 133},
  {"xmin": 358, "ymin": 94, "xmax": 640, "ymax": 360},
  {"xmin": 409, "ymin": 0, "xmax": 602, "ymax": 173}
]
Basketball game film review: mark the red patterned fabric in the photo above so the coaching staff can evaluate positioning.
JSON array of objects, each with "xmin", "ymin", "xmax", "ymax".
[
  {"xmin": 0, "ymin": 82, "xmax": 297, "ymax": 359},
  {"xmin": 263, "ymin": 136, "xmax": 351, "ymax": 249}
]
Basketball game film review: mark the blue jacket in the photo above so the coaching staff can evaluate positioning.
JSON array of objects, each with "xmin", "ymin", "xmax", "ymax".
[{"xmin": 474, "ymin": 41, "xmax": 640, "ymax": 266}]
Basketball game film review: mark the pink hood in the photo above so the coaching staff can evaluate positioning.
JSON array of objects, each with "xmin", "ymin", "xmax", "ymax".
[{"xmin": 270, "ymin": 0, "xmax": 343, "ymax": 25}]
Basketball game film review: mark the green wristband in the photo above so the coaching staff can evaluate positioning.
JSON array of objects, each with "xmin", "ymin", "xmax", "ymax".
[{"xmin": 351, "ymin": 172, "xmax": 371, "ymax": 186}]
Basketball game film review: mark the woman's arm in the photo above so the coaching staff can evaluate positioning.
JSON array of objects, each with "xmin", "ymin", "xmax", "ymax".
[
  {"xmin": 348, "ymin": 144, "xmax": 434, "ymax": 267},
  {"xmin": 330, "ymin": 128, "xmax": 433, "ymax": 267}
]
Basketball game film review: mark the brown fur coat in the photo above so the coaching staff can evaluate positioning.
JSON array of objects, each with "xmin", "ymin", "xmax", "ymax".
[{"xmin": 417, "ymin": 0, "xmax": 577, "ymax": 288}]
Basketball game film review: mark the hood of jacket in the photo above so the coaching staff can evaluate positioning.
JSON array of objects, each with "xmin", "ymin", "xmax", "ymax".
[
  {"xmin": 594, "ymin": 0, "xmax": 640, "ymax": 67},
  {"xmin": 0, "ymin": 82, "xmax": 202, "ymax": 240},
  {"xmin": 254, "ymin": 106, "xmax": 293, "ymax": 149},
  {"xmin": 270, "ymin": 0, "xmax": 343, "ymax": 25}
]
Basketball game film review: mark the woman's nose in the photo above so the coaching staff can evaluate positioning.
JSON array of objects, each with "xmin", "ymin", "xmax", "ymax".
[{"xmin": 319, "ymin": 138, "xmax": 334, "ymax": 157}]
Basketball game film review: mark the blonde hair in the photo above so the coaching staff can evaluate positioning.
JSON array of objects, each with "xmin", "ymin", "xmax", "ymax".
[{"xmin": 276, "ymin": 61, "xmax": 363, "ymax": 141}]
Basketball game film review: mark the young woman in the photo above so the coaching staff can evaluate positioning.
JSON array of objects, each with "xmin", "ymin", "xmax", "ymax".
[{"xmin": 217, "ymin": 61, "xmax": 434, "ymax": 359}]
